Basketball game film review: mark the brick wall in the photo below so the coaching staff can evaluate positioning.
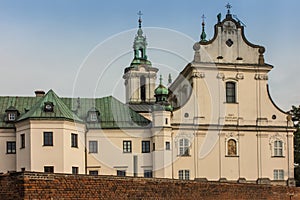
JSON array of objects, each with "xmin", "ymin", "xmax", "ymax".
[{"xmin": 0, "ymin": 172, "xmax": 300, "ymax": 200}]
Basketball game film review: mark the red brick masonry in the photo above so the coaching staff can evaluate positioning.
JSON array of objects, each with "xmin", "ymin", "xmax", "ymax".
[{"xmin": 0, "ymin": 172, "xmax": 300, "ymax": 199}]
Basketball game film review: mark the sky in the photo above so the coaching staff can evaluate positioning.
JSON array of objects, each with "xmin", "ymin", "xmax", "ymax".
[{"xmin": 0, "ymin": 0, "xmax": 299, "ymax": 111}]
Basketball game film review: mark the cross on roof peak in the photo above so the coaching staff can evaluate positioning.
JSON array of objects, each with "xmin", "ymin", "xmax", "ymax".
[
  {"xmin": 137, "ymin": 11, "xmax": 143, "ymax": 28},
  {"xmin": 201, "ymin": 14, "xmax": 206, "ymax": 23},
  {"xmin": 226, "ymin": 3, "xmax": 232, "ymax": 14}
]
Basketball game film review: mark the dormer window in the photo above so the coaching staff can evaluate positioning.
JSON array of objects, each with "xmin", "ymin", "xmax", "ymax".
[
  {"xmin": 87, "ymin": 107, "xmax": 100, "ymax": 122},
  {"xmin": 44, "ymin": 102, "xmax": 54, "ymax": 112},
  {"xmin": 8, "ymin": 113, "xmax": 16, "ymax": 121},
  {"xmin": 90, "ymin": 112, "xmax": 98, "ymax": 122},
  {"xmin": 5, "ymin": 106, "xmax": 19, "ymax": 122}
]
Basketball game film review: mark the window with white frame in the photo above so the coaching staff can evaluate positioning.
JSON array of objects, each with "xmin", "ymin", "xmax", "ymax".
[
  {"xmin": 90, "ymin": 112, "xmax": 98, "ymax": 122},
  {"xmin": 274, "ymin": 140, "xmax": 283, "ymax": 157},
  {"xmin": 6, "ymin": 141, "xmax": 16, "ymax": 154},
  {"xmin": 273, "ymin": 169, "xmax": 284, "ymax": 180},
  {"xmin": 8, "ymin": 113, "xmax": 16, "ymax": 121},
  {"xmin": 142, "ymin": 141, "xmax": 150, "ymax": 153},
  {"xmin": 178, "ymin": 170, "xmax": 190, "ymax": 180},
  {"xmin": 123, "ymin": 141, "xmax": 132, "ymax": 153},
  {"xmin": 89, "ymin": 141, "xmax": 98, "ymax": 153},
  {"xmin": 179, "ymin": 138, "xmax": 190, "ymax": 156}
]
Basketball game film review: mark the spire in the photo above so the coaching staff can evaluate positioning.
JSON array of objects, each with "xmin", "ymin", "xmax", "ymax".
[
  {"xmin": 200, "ymin": 14, "xmax": 207, "ymax": 42},
  {"xmin": 159, "ymin": 74, "xmax": 163, "ymax": 85},
  {"xmin": 132, "ymin": 11, "xmax": 148, "ymax": 60}
]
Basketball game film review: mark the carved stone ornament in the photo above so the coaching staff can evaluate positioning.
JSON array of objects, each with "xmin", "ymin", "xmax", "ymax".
[
  {"xmin": 236, "ymin": 73, "xmax": 244, "ymax": 80},
  {"xmin": 192, "ymin": 72, "xmax": 205, "ymax": 78},
  {"xmin": 254, "ymin": 74, "xmax": 268, "ymax": 80},
  {"xmin": 225, "ymin": 132, "xmax": 238, "ymax": 141},
  {"xmin": 269, "ymin": 133, "xmax": 286, "ymax": 150},
  {"xmin": 217, "ymin": 73, "xmax": 225, "ymax": 79}
]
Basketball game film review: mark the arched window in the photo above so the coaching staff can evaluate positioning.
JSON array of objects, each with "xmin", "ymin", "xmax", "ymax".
[
  {"xmin": 140, "ymin": 76, "xmax": 146, "ymax": 101},
  {"xmin": 226, "ymin": 82, "xmax": 236, "ymax": 103},
  {"xmin": 274, "ymin": 140, "xmax": 283, "ymax": 157},
  {"xmin": 179, "ymin": 138, "xmax": 190, "ymax": 156},
  {"xmin": 227, "ymin": 139, "xmax": 237, "ymax": 156}
]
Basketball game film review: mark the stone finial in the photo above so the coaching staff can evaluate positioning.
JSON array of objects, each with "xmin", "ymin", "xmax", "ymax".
[{"xmin": 258, "ymin": 47, "xmax": 265, "ymax": 65}]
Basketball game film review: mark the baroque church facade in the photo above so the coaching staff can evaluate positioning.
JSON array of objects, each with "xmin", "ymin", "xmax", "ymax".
[{"xmin": 0, "ymin": 8, "xmax": 295, "ymax": 186}]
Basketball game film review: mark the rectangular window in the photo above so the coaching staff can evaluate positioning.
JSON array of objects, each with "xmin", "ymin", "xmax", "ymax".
[
  {"xmin": 71, "ymin": 133, "xmax": 78, "ymax": 148},
  {"xmin": 8, "ymin": 113, "xmax": 16, "ymax": 121},
  {"xmin": 153, "ymin": 143, "xmax": 155, "ymax": 151},
  {"xmin": 89, "ymin": 141, "xmax": 98, "ymax": 153},
  {"xmin": 72, "ymin": 167, "xmax": 79, "ymax": 174},
  {"xmin": 144, "ymin": 170, "xmax": 153, "ymax": 178},
  {"xmin": 20, "ymin": 134, "xmax": 25, "ymax": 148},
  {"xmin": 179, "ymin": 138, "xmax": 190, "ymax": 156},
  {"xmin": 165, "ymin": 118, "xmax": 168, "ymax": 125},
  {"xmin": 89, "ymin": 170, "xmax": 98, "ymax": 175},
  {"xmin": 90, "ymin": 112, "xmax": 98, "ymax": 122},
  {"xmin": 43, "ymin": 132, "xmax": 53, "ymax": 146},
  {"xmin": 117, "ymin": 170, "xmax": 126, "ymax": 177},
  {"xmin": 123, "ymin": 141, "xmax": 132, "ymax": 153},
  {"xmin": 166, "ymin": 141, "xmax": 170, "ymax": 150},
  {"xmin": 226, "ymin": 82, "xmax": 236, "ymax": 103},
  {"xmin": 142, "ymin": 141, "xmax": 150, "ymax": 153},
  {"xmin": 7, "ymin": 141, "xmax": 16, "ymax": 154},
  {"xmin": 273, "ymin": 169, "xmax": 284, "ymax": 180},
  {"xmin": 178, "ymin": 170, "xmax": 190, "ymax": 180},
  {"xmin": 274, "ymin": 140, "xmax": 283, "ymax": 157},
  {"xmin": 44, "ymin": 166, "xmax": 54, "ymax": 173}
]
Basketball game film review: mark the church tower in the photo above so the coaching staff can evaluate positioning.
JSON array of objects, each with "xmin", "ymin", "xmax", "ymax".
[{"xmin": 123, "ymin": 11, "xmax": 158, "ymax": 104}]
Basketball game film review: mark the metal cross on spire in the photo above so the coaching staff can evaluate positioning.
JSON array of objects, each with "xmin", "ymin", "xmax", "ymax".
[
  {"xmin": 137, "ymin": 11, "xmax": 143, "ymax": 28},
  {"xmin": 226, "ymin": 3, "xmax": 232, "ymax": 14},
  {"xmin": 201, "ymin": 14, "xmax": 206, "ymax": 24}
]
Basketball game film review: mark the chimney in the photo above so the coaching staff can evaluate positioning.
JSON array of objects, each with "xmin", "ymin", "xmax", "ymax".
[{"xmin": 35, "ymin": 90, "xmax": 45, "ymax": 97}]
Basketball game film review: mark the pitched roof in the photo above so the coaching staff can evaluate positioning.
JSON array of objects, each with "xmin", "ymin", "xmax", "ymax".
[
  {"xmin": 17, "ymin": 90, "xmax": 83, "ymax": 123},
  {"xmin": 0, "ymin": 90, "xmax": 151, "ymax": 129},
  {"xmin": 62, "ymin": 96, "xmax": 150, "ymax": 129}
]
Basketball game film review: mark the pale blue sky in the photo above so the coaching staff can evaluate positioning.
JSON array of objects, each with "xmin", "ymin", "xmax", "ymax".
[{"xmin": 0, "ymin": 0, "xmax": 299, "ymax": 111}]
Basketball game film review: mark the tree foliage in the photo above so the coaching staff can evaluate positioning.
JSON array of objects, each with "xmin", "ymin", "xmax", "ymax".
[{"xmin": 289, "ymin": 105, "xmax": 300, "ymax": 186}]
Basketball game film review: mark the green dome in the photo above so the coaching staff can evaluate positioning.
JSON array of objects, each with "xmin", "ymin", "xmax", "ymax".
[
  {"xmin": 155, "ymin": 75, "xmax": 169, "ymax": 95},
  {"xmin": 155, "ymin": 85, "xmax": 168, "ymax": 95},
  {"xmin": 165, "ymin": 104, "xmax": 173, "ymax": 112}
]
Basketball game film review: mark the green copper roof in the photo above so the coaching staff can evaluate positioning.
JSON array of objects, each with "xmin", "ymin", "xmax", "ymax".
[
  {"xmin": 0, "ymin": 90, "xmax": 150, "ymax": 129},
  {"xmin": 155, "ymin": 75, "xmax": 169, "ymax": 95},
  {"xmin": 17, "ymin": 90, "xmax": 83, "ymax": 123},
  {"xmin": 62, "ymin": 95, "xmax": 150, "ymax": 129}
]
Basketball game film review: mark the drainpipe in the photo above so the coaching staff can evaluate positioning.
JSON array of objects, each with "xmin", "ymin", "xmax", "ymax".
[{"xmin": 85, "ymin": 125, "xmax": 88, "ymax": 175}]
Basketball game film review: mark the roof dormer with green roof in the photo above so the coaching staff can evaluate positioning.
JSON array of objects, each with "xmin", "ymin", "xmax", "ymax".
[{"xmin": 17, "ymin": 89, "xmax": 83, "ymax": 123}]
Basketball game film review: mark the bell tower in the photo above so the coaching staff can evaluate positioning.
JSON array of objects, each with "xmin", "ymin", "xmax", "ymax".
[{"xmin": 123, "ymin": 11, "xmax": 158, "ymax": 104}]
